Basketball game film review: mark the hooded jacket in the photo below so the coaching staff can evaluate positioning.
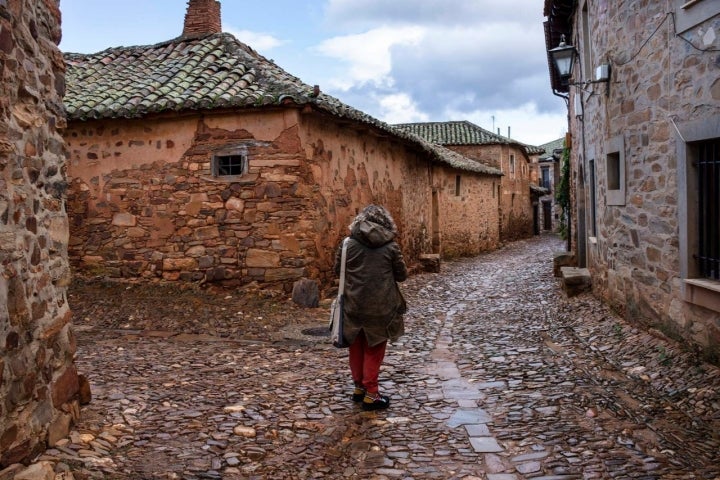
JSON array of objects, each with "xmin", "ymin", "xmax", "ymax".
[{"xmin": 334, "ymin": 218, "xmax": 408, "ymax": 347}]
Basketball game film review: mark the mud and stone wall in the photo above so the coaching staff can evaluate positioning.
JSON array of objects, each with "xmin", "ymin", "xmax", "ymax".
[
  {"xmin": 434, "ymin": 168, "xmax": 499, "ymax": 257},
  {"xmin": 0, "ymin": 0, "xmax": 78, "ymax": 467},
  {"xmin": 65, "ymin": 108, "xmax": 500, "ymax": 290},
  {"xmin": 449, "ymin": 144, "xmax": 534, "ymax": 241},
  {"xmin": 567, "ymin": 0, "xmax": 720, "ymax": 359}
]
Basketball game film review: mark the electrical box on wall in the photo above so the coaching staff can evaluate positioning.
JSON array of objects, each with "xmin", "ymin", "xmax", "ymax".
[{"xmin": 595, "ymin": 64, "xmax": 610, "ymax": 82}]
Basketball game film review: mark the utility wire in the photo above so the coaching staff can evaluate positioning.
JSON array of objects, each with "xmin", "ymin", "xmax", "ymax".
[{"xmin": 615, "ymin": 11, "xmax": 719, "ymax": 67}]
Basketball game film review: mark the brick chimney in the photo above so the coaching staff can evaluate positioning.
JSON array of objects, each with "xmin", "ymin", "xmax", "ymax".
[{"xmin": 182, "ymin": 0, "xmax": 222, "ymax": 37}]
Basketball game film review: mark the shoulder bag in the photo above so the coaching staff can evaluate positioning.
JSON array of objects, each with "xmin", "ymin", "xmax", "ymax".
[{"xmin": 329, "ymin": 238, "xmax": 350, "ymax": 348}]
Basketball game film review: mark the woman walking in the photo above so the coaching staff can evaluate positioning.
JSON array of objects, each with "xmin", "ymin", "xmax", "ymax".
[{"xmin": 334, "ymin": 205, "xmax": 408, "ymax": 411}]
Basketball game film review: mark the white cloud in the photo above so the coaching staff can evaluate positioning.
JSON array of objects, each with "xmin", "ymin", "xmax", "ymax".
[
  {"xmin": 376, "ymin": 93, "xmax": 429, "ymax": 124},
  {"xmin": 315, "ymin": 26, "xmax": 425, "ymax": 90},
  {"xmin": 225, "ymin": 28, "xmax": 284, "ymax": 52}
]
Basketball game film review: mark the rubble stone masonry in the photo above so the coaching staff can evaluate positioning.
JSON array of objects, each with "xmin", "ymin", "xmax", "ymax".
[
  {"xmin": 65, "ymin": 108, "xmax": 501, "ymax": 291},
  {"xmin": 0, "ymin": 0, "xmax": 79, "ymax": 468},
  {"xmin": 447, "ymin": 144, "xmax": 534, "ymax": 242},
  {"xmin": 569, "ymin": 0, "xmax": 720, "ymax": 359}
]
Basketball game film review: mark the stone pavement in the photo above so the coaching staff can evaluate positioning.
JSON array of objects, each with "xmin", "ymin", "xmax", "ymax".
[{"xmin": 6, "ymin": 234, "xmax": 720, "ymax": 479}]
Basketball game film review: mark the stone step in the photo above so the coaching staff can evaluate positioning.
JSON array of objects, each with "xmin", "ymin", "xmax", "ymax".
[
  {"xmin": 553, "ymin": 251, "xmax": 575, "ymax": 277},
  {"xmin": 560, "ymin": 266, "xmax": 591, "ymax": 296}
]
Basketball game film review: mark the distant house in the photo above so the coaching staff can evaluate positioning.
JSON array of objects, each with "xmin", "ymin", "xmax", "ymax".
[
  {"xmin": 531, "ymin": 137, "xmax": 565, "ymax": 232},
  {"xmin": 544, "ymin": 0, "xmax": 720, "ymax": 360},
  {"xmin": 62, "ymin": 0, "xmax": 502, "ymax": 290},
  {"xmin": 395, "ymin": 121, "xmax": 545, "ymax": 241}
]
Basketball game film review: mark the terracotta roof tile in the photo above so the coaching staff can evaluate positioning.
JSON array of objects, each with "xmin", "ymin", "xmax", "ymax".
[
  {"xmin": 394, "ymin": 121, "xmax": 544, "ymax": 155},
  {"xmin": 64, "ymin": 32, "xmax": 501, "ymax": 176}
]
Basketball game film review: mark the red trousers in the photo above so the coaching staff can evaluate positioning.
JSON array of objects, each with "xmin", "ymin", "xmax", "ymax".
[{"xmin": 349, "ymin": 332, "xmax": 387, "ymax": 394}]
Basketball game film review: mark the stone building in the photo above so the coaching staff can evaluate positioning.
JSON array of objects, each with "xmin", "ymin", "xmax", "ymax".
[
  {"xmin": 395, "ymin": 121, "xmax": 545, "ymax": 242},
  {"xmin": 530, "ymin": 136, "xmax": 564, "ymax": 232},
  {"xmin": 544, "ymin": 0, "xmax": 720, "ymax": 360},
  {"xmin": 62, "ymin": 0, "xmax": 502, "ymax": 291},
  {"xmin": 0, "ymin": 0, "xmax": 79, "ymax": 468}
]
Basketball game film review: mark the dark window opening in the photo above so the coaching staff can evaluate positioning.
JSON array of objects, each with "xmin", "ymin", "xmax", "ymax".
[
  {"xmin": 541, "ymin": 167, "xmax": 551, "ymax": 190},
  {"xmin": 455, "ymin": 175, "xmax": 461, "ymax": 196},
  {"xmin": 216, "ymin": 154, "xmax": 248, "ymax": 176},
  {"xmin": 607, "ymin": 152, "xmax": 621, "ymax": 190},
  {"xmin": 697, "ymin": 139, "xmax": 719, "ymax": 280}
]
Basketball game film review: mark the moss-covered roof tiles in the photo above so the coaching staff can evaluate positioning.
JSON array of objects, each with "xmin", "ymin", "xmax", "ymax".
[
  {"xmin": 394, "ymin": 121, "xmax": 544, "ymax": 156},
  {"xmin": 64, "ymin": 33, "xmax": 501, "ymax": 176}
]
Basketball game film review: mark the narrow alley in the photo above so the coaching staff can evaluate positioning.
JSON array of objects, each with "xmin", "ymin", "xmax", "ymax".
[{"xmin": 33, "ymin": 235, "xmax": 720, "ymax": 479}]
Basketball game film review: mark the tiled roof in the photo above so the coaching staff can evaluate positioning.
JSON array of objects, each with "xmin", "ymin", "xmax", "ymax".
[
  {"xmin": 64, "ymin": 33, "xmax": 324, "ymax": 120},
  {"xmin": 63, "ymin": 33, "xmax": 501, "ymax": 177},
  {"xmin": 538, "ymin": 137, "xmax": 565, "ymax": 159},
  {"xmin": 394, "ymin": 121, "xmax": 544, "ymax": 155}
]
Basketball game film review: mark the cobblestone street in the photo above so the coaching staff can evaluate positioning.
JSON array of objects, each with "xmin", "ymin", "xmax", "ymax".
[{"xmin": 29, "ymin": 234, "xmax": 720, "ymax": 479}]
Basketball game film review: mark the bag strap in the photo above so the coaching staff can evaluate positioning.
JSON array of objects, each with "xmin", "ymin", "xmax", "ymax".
[{"xmin": 338, "ymin": 237, "xmax": 349, "ymax": 295}]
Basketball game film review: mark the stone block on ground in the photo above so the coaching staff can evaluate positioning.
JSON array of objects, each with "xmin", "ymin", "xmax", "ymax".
[
  {"xmin": 419, "ymin": 254, "xmax": 441, "ymax": 273},
  {"xmin": 560, "ymin": 267, "xmax": 591, "ymax": 297},
  {"xmin": 13, "ymin": 462, "xmax": 55, "ymax": 480},
  {"xmin": 553, "ymin": 251, "xmax": 575, "ymax": 277},
  {"xmin": 291, "ymin": 278, "xmax": 319, "ymax": 308}
]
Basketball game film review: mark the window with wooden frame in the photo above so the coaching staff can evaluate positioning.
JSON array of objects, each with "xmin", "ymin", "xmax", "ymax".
[{"xmin": 212, "ymin": 146, "xmax": 249, "ymax": 178}]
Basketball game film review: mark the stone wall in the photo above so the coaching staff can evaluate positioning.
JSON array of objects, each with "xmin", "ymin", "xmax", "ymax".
[
  {"xmin": 0, "ymin": 0, "xmax": 78, "ymax": 467},
  {"xmin": 66, "ymin": 111, "xmax": 317, "ymax": 289},
  {"xmin": 435, "ymin": 168, "xmax": 499, "ymax": 257},
  {"xmin": 567, "ymin": 0, "xmax": 720, "ymax": 358},
  {"xmin": 449, "ymin": 144, "xmax": 534, "ymax": 241},
  {"xmin": 65, "ymin": 108, "xmax": 501, "ymax": 291}
]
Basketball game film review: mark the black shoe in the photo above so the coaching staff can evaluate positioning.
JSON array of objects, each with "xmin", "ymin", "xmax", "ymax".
[
  {"xmin": 362, "ymin": 394, "xmax": 390, "ymax": 411},
  {"xmin": 352, "ymin": 387, "xmax": 366, "ymax": 403}
]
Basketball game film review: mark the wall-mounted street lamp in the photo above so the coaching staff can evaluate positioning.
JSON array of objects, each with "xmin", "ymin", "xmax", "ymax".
[
  {"xmin": 549, "ymin": 35, "xmax": 611, "ymax": 95},
  {"xmin": 548, "ymin": 35, "xmax": 576, "ymax": 87}
]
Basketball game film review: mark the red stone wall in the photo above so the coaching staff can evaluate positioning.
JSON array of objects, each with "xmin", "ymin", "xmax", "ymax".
[
  {"xmin": 65, "ymin": 108, "xmax": 501, "ymax": 291},
  {"xmin": 66, "ymin": 111, "xmax": 318, "ymax": 289},
  {"xmin": 434, "ymin": 168, "xmax": 499, "ymax": 257},
  {"xmin": 0, "ymin": 0, "xmax": 78, "ymax": 467},
  {"xmin": 448, "ymin": 144, "xmax": 534, "ymax": 241}
]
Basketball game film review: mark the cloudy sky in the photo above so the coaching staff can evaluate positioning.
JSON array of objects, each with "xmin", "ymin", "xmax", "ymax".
[{"xmin": 59, "ymin": 0, "xmax": 568, "ymax": 147}]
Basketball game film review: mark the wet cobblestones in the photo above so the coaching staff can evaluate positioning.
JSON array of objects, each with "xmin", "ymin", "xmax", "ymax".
[{"xmin": 10, "ymin": 234, "xmax": 720, "ymax": 479}]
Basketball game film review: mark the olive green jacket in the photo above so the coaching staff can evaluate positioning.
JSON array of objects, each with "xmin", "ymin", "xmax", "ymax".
[{"xmin": 334, "ymin": 220, "xmax": 408, "ymax": 347}]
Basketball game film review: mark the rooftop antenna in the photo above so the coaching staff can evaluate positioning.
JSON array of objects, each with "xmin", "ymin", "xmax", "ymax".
[{"xmin": 491, "ymin": 115, "xmax": 495, "ymax": 131}]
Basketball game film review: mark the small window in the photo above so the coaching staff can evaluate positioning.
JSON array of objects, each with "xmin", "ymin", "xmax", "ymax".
[
  {"xmin": 212, "ymin": 146, "xmax": 249, "ymax": 178},
  {"xmin": 455, "ymin": 175, "xmax": 461, "ymax": 196},
  {"xmin": 607, "ymin": 153, "xmax": 620, "ymax": 189},
  {"xmin": 541, "ymin": 167, "xmax": 551, "ymax": 190},
  {"xmin": 509, "ymin": 154, "xmax": 516, "ymax": 176},
  {"xmin": 589, "ymin": 159, "xmax": 597, "ymax": 237},
  {"xmin": 606, "ymin": 135, "xmax": 625, "ymax": 206},
  {"xmin": 216, "ymin": 154, "xmax": 248, "ymax": 176}
]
